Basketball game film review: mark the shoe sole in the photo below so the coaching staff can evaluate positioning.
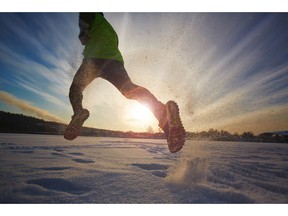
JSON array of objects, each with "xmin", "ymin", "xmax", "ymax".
[
  {"xmin": 166, "ymin": 101, "xmax": 186, "ymax": 153},
  {"xmin": 64, "ymin": 109, "xmax": 89, "ymax": 140}
]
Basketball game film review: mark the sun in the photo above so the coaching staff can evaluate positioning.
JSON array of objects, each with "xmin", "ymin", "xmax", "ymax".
[
  {"xmin": 129, "ymin": 103, "xmax": 155, "ymax": 122},
  {"xmin": 125, "ymin": 102, "xmax": 157, "ymax": 131}
]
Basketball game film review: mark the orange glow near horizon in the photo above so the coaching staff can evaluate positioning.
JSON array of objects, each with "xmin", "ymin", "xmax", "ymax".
[{"xmin": 124, "ymin": 102, "xmax": 157, "ymax": 132}]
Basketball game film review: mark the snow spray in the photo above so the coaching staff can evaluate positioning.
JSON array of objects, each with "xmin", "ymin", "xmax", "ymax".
[{"xmin": 166, "ymin": 157, "xmax": 210, "ymax": 190}]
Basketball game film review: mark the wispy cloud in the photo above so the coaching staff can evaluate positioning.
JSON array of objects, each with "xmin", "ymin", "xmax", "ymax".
[
  {"xmin": 185, "ymin": 62, "xmax": 288, "ymax": 134},
  {"xmin": 170, "ymin": 14, "xmax": 288, "ymax": 134},
  {"xmin": 0, "ymin": 91, "xmax": 65, "ymax": 123},
  {"xmin": 0, "ymin": 43, "xmax": 69, "ymax": 108},
  {"xmin": 0, "ymin": 13, "xmax": 83, "ymax": 111},
  {"xmin": 212, "ymin": 105, "xmax": 288, "ymax": 134}
]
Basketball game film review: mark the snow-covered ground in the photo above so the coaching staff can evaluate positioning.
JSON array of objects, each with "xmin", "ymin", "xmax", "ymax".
[{"xmin": 0, "ymin": 133, "xmax": 287, "ymax": 203}]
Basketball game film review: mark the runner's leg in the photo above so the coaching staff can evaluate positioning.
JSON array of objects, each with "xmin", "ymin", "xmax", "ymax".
[
  {"xmin": 99, "ymin": 60, "xmax": 165, "ymax": 121},
  {"xmin": 69, "ymin": 58, "xmax": 101, "ymax": 114}
]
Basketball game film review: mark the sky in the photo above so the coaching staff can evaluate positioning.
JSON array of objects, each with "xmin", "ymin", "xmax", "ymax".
[{"xmin": 0, "ymin": 12, "xmax": 288, "ymax": 134}]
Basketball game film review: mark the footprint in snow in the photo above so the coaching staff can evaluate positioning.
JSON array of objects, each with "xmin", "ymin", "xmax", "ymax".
[{"xmin": 72, "ymin": 158, "xmax": 94, "ymax": 164}]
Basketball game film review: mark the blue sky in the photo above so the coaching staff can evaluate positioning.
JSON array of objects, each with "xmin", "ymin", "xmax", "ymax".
[{"xmin": 0, "ymin": 13, "xmax": 287, "ymax": 134}]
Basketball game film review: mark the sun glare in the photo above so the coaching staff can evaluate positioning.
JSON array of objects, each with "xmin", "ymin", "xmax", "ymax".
[{"xmin": 125, "ymin": 102, "xmax": 156, "ymax": 131}]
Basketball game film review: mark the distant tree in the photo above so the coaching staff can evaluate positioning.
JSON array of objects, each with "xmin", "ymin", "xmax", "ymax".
[
  {"xmin": 241, "ymin": 131, "xmax": 254, "ymax": 140},
  {"xmin": 208, "ymin": 128, "xmax": 218, "ymax": 138}
]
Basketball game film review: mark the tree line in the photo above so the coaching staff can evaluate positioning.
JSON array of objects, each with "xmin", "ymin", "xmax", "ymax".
[
  {"xmin": 186, "ymin": 129, "xmax": 287, "ymax": 143},
  {"xmin": 0, "ymin": 111, "xmax": 164, "ymax": 139},
  {"xmin": 0, "ymin": 111, "xmax": 287, "ymax": 143}
]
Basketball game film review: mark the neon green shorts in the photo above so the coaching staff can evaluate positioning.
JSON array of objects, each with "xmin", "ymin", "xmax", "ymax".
[{"xmin": 83, "ymin": 14, "xmax": 124, "ymax": 64}]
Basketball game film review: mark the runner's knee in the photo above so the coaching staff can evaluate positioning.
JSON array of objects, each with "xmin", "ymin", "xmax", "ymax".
[
  {"xmin": 69, "ymin": 82, "xmax": 83, "ymax": 98},
  {"xmin": 121, "ymin": 82, "xmax": 139, "ymax": 100},
  {"xmin": 121, "ymin": 83, "xmax": 148, "ymax": 101}
]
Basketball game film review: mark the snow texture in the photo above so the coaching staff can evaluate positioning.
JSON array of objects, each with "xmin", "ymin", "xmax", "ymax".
[{"xmin": 0, "ymin": 133, "xmax": 287, "ymax": 203}]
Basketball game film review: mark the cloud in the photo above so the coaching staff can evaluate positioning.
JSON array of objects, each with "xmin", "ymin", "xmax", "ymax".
[
  {"xmin": 187, "ymin": 61, "xmax": 288, "ymax": 129},
  {"xmin": 0, "ymin": 13, "xmax": 83, "ymax": 106},
  {"xmin": 16, "ymin": 77, "xmax": 68, "ymax": 108},
  {"xmin": 0, "ymin": 91, "xmax": 65, "ymax": 123},
  {"xmin": 214, "ymin": 105, "xmax": 288, "ymax": 134}
]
